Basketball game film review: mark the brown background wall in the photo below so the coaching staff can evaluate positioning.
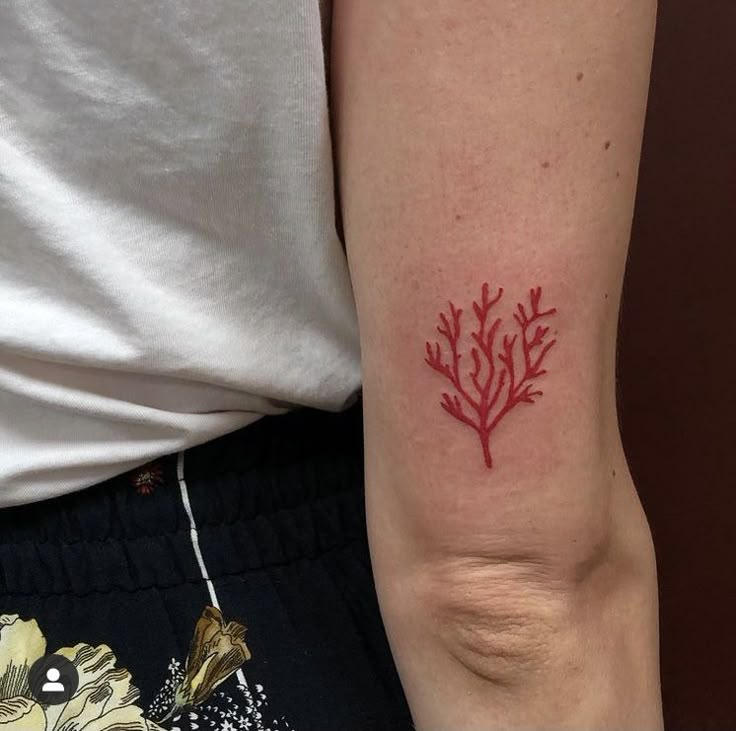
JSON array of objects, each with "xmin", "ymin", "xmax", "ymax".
[{"xmin": 618, "ymin": 1, "xmax": 736, "ymax": 728}]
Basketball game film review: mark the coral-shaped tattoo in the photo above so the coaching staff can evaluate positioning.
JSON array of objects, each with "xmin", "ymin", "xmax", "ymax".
[{"xmin": 424, "ymin": 283, "xmax": 557, "ymax": 469}]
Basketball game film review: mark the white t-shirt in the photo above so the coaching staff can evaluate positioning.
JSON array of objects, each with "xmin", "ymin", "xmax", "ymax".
[{"xmin": 0, "ymin": 0, "xmax": 362, "ymax": 506}]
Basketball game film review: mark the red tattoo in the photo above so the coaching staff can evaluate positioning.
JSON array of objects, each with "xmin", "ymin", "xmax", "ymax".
[{"xmin": 424, "ymin": 284, "xmax": 557, "ymax": 468}]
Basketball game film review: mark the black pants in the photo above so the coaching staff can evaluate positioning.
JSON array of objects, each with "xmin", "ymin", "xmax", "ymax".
[{"xmin": 0, "ymin": 402, "xmax": 413, "ymax": 730}]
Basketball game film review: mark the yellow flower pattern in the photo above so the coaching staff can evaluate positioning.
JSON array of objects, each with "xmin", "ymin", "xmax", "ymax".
[
  {"xmin": 0, "ymin": 608, "xmax": 263, "ymax": 731},
  {"xmin": 0, "ymin": 613, "xmax": 163, "ymax": 731},
  {"xmin": 168, "ymin": 605, "xmax": 251, "ymax": 718}
]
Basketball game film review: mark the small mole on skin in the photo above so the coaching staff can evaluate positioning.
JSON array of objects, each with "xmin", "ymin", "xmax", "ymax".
[
  {"xmin": 612, "ymin": 469, "xmax": 617, "ymax": 477},
  {"xmin": 541, "ymin": 161, "xmax": 550, "ymax": 168},
  {"xmin": 576, "ymin": 72, "xmax": 584, "ymax": 81},
  {"xmin": 616, "ymin": 171, "xmax": 621, "ymax": 178},
  {"xmin": 604, "ymin": 293, "xmax": 609, "ymax": 299},
  {"xmin": 454, "ymin": 213, "xmax": 462, "ymax": 221},
  {"xmin": 604, "ymin": 140, "xmax": 611, "ymax": 150}
]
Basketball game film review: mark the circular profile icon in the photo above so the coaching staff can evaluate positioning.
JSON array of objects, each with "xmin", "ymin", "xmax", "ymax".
[{"xmin": 28, "ymin": 654, "xmax": 79, "ymax": 705}]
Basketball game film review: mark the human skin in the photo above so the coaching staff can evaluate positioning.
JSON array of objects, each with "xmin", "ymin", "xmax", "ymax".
[{"xmin": 331, "ymin": 1, "xmax": 662, "ymax": 729}]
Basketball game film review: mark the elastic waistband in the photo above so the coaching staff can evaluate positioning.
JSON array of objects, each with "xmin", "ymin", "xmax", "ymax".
[{"xmin": 0, "ymin": 403, "xmax": 366, "ymax": 597}]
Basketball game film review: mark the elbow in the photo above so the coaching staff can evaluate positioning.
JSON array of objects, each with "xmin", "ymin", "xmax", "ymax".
[
  {"xmin": 397, "ymin": 490, "xmax": 658, "ymax": 687},
  {"xmin": 417, "ymin": 559, "xmax": 578, "ymax": 685}
]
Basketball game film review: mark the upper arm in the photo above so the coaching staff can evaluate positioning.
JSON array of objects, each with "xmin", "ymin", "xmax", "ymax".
[{"xmin": 330, "ymin": 0, "xmax": 656, "ymax": 561}]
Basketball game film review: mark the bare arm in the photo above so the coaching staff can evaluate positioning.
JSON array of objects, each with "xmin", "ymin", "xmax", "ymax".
[{"xmin": 331, "ymin": 1, "xmax": 661, "ymax": 729}]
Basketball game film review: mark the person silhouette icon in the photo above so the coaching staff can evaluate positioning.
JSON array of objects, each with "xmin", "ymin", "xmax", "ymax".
[
  {"xmin": 41, "ymin": 667, "xmax": 65, "ymax": 693},
  {"xmin": 29, "ymin": 654, "xmax": 79, "ymax": 704}
]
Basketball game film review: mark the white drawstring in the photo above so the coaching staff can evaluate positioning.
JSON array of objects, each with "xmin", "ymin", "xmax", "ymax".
[{"xmin": 176, "ymin": 450, "xmax": 251, "ymax": 700}]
